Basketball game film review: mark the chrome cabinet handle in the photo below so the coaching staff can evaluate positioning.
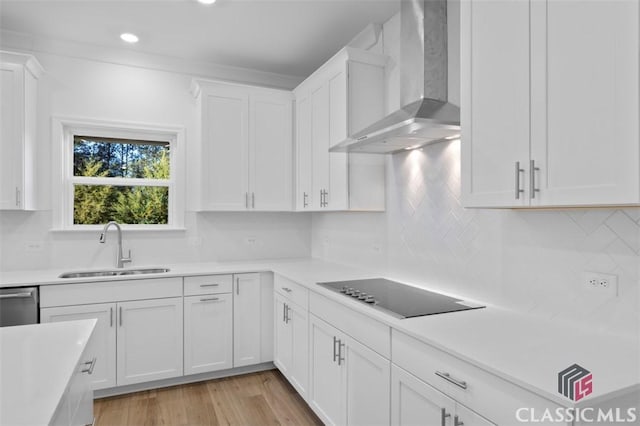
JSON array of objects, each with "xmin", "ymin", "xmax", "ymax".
[
  {"xmin": 251, "ymin": 192, "xmax": 255, "ymax": 208},
  {"xmin": 530, "ymin": 159, "xmax": 540, "ymax": 199},
  {"xmin": 303, "ymin": 192, "xmax": 308, "ymax": 208},
  {"xmin": 454, "ymin": 415, "xmax": 464, "ymax": 426},
  {"xmin": 236, "ymin": 277, "xmax": 240, "ymax": 295},
  {"xmin": 435, "ymin": 371, "xmax": 467, "ymax": 389},
  {"xmin": 110, "ymin": 307, "xmax": 113, "ymax": 327},
  {"xmin": 119, "ymin": 306, "xmax": 123, "ymax": 327},
  {"xmin": 282, "ymin": 287, "xmax": 292, "ymax": 293},
  {"xmin": 200, "ymin": 283, "xmax": 220, "ymax": 287},
  {"xmin": 245, "ymin": 192, "xmax": 249, "ymax": 209},
  {"xmin": 200, "ymin": 297, "xmax": 220, "ymax": 302},
  {"xmin": 441, "ymin": 408, "xmax": 451, "ymax": 426},
  {"xmin": 82, "ymin": 357, "xmax": 97, "ymax": 374},
  {"xmin": 15, "ymin": 187, "xmax": 20, "ymax": 207},
  {"xmin": 323, "ymin": 190, "xmax": 328, "ymax": 207},
  {"xmin": 338, "ymin": 340, "xmax": 345, "ymax": 366},
  {"xmin": 285, "ymin": 305, "xmax": 291, "ymax": 323},
  {"xmin": 333, "ymin": 336, "xmax": 339, "ymax": 363},
  {"xmin": 0, "ymin": 291, "xmax": 33, "ymax": 299},
  {"xmin": 515, "ymin": 161, "xmax": 524, "ymax": 199},
  {"xmin": 320, "ymin": 190, "xmax": 324, "ymax": 207},
  {"xmin": 283, "ymin": 303, "xmax": 287, "ymax": 322}
]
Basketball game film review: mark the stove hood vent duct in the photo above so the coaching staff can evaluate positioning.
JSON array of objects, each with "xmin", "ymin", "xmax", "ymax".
[{"xmin": 330, "ymin": 0, "xmax": 460, "ymax": 154}]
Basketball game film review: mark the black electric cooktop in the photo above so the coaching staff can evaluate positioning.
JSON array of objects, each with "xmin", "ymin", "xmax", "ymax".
[{"xmin": 317, "ymin": 278, "xmax": 485, "ymax": 319}]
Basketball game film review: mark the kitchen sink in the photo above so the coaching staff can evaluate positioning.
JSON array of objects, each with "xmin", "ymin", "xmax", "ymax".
[{"xmin": 59, "ymin": 268, "xmax": 170, "ymax": 279}]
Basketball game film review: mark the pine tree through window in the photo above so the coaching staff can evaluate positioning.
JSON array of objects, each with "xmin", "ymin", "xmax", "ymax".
[{"xmin": 72, "ymin": 136, "xmax": 171, "ymax": 225}]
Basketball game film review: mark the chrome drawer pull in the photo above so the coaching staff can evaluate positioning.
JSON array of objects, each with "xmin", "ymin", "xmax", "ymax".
[
  {"xmin": 515, "ymin": 161, "xmax": 524, "ymax": 199},
  {"xmin": 333, "ymin": 336, "xmax": 339, "ymax": 363},
  {"xmin": 82, "ymin": 357, "xmax": 97, "ymax": 374},
  {"xmin": 200, "ymin": 297, "xmax": 220, "ymax": 302},
  {"xmin": 282, "ymin": 287, "xmax": 292, "ymax": 293},
  {"xmin": 435, "ymin": 371, "xmax": 467, "ymax": 389},
  {"xmin": 200, "ymin": 283, "xmax": 220, "ymax": 287}
]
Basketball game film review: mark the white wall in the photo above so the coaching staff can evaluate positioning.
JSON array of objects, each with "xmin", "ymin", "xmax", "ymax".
[
  {"xmin": 311, "ymin": 1, "xmax": 640, "ymax": 338},
  {"xmin": 0, "ymin": 51, "xmax": 311, "ymax": 271}
]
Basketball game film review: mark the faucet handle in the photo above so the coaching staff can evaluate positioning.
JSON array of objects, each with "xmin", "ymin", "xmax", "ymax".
[{"xmin": 123, "ymin": 249, "xmax": 133, "ymax": 264}]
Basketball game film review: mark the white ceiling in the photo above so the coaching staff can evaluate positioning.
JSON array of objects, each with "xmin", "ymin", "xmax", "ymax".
[{"xmin": 0, "ymin": 0, "xmax": 399, "ymax": 78}]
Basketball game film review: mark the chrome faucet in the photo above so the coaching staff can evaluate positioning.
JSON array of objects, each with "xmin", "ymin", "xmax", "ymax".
[{"xmin": 99, "ymin": 221, "xmax": 132, "ymax": 268}]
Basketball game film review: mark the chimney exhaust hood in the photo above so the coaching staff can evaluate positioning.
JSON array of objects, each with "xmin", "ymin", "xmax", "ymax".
[{"xmin": 330, "ymin": 0, "xmax": 460, "ymax": 154}]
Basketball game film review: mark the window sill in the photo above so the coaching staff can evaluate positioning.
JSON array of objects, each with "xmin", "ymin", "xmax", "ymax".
[{"xmin": 50, "ymin": 226, "xmax": 187, "ymax": 233}]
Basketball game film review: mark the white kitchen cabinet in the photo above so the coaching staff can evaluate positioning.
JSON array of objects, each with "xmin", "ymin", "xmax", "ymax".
[
  {"xmin": 0, "ymin": 51, "xmax": 43, "ymax": 210},
  {"xmin": 233, "ymin": 272, "xmax": 267, "ymax": 367},
  {"xmin": 391, "ymin": 365, "xmax": 494, "ymax": 426},
  {"xmin": 274, "ymin": 292, "xmax": 309, "ymax": 398},
  {"xmin": 293, "ymin": 47, "xmax": 387, "ymax": 212},
  {"xmin": 184, "ymin": 293, "xmax": 233, "ymax": 375},
  {"xmin": 116, "ymin": 297, "xmax": 183, "ymax": 386},
  {"xmin": 193, "ymin": 79, "xmax": 293, "ymax": 211},
  {"xmin": 41, "ymin": 303, "xmax": 117, "ymax": 390},
  {"xmin": 461, "ymin": 0, "xmax": 640, "ymax": 207},
  {"xmin": 308, "ymin": 314, "xmax": 390, "ymax": 426}
]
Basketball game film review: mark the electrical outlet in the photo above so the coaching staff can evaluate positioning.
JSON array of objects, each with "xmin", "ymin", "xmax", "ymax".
[{"xmin": 583, "ymin": 271, "xmax": 618, "ymax": 297}]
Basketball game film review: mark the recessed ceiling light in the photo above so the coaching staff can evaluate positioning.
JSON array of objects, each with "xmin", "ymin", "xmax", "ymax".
[
  {"xmin": 120, "ymin": 33, "xmax": 139, "ymax": 44},
  {"xmin": 198, "ymin": 0, "xmax": 217, "ymax": 4}
]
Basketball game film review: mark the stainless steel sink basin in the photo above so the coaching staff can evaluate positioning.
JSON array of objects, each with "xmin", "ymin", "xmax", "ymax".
[{"xmin": 59, "ymin": 268, "xmax": 170, "ymax": 279}]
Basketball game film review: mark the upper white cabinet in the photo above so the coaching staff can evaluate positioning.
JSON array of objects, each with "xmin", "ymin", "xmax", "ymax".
[
  {"xmin": 461, "ymin": 0, "xmax": 640, "ymax": 207},
  {"xmin": 193, "ymin": 80, "xmax": 293, "ymax": 211},
  {"xmin": 0, "ymin": 51, "xmax": 43, "ymax": 210},
  {"xmin": 294, "ymin": 47, "xmax": 387, "ymax": 211}
]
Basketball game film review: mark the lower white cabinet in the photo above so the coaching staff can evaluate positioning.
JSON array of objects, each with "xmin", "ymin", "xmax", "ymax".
[
  {"xmin": 184, "ymin": 293, "xmax": 233, "ymax": 375},
  {"xmin": 116, "ymin": 297, "xmax": 183, "ymax": 386},
  {"xmin": 308, "ymin": 314, "xmax": 390, "ymax": 426},
  {"xmin": 391, "ymin": 365, "xmax": 494, "ymax": 426},
  {"xmin": 274, "ymin": 293, "xmax": 309, "ymax": 398},
  {"xmin": 233, "ymin": 272, "xmax": 263, "ymax": 367},
  {"xmin": 50, "ymin": 327, "xmax": 96, "ymax": 426}
]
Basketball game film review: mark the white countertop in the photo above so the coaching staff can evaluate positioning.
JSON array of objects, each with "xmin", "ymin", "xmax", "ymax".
[
  {"xmin": 0, "ymin": 319, "xmax": 96, "ymax": 426},
  {"xmin": 1, "ymin": 258, "xmax": 638, "ymax": 409}
]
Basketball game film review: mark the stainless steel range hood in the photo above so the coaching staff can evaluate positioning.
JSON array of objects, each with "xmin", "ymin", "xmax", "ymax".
[{"xmin": 331, "ymin": 0, "xmax": 460, "ymax": 154}]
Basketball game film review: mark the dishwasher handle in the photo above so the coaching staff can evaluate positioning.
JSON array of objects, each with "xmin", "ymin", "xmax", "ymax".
[{"xmin": 0, "ymin": 290, "xmax": 34, "ymax": 299}]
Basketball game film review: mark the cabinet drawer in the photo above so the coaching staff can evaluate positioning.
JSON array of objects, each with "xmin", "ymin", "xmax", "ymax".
[
  {"xmin": 41, "ymin": 277, "xmax": 183, "ymax": 307},
  {"xmin": 274, "ymin": 274, "xmax": 308, "ymax": 309},
  {"xmin": 184, "ymin": 275, "xmax": 233, "ymax": 295},
  {"xmin": 310, "ymin": 292, "xmax": 389, "ymax": 359},
  {"xmin": 392, "ymin": 330, "xmax": 564, "ymax": 425}
]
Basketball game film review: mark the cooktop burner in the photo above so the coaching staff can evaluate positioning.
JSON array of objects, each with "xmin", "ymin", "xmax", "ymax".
[{"xmin": 317, "ymin": 278, "xmax": 485, "ymax": 319}]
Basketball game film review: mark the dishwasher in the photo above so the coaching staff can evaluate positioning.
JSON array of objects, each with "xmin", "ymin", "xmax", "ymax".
[{"xmin": 0, "ymin": 287, "xmax": 39, "ymax": 326}]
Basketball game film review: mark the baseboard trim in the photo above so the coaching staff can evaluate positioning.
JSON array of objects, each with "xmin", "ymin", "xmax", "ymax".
[{"xmin": 95, "ymin": 362, "xmax": 276, "ymax": 398}]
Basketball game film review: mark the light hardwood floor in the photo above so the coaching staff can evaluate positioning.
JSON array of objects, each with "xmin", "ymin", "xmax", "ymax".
[{"xmin": 94, "ymin": 370, "xmax": 322, "ymax": 426}]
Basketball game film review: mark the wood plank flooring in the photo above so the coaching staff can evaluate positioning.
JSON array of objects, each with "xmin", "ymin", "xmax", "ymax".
[{"xmin": 94, "ymin": 370, "xmax": 322, "ymax": 426}]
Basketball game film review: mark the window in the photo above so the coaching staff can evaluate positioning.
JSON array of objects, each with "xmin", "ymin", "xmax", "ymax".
[{"xmin": 53, "ymin": 118, "xmax": 185, "ymax": 230}]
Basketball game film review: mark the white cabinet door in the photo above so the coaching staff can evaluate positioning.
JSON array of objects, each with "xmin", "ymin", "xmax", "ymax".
[
  {"xmin": 274, "ymin": 294, "xmax": 293, "ymax": 375},
  {"xmin": 233, "ymin": 273, "xmax": 262, "ymax": 367},
  {"xmin": 250, "ymin": 93, "xmax": 293, "ymax": 211},
  {"xmin": 289, "ymin": 300, "xmax": 309, "ymax": 398},
  {"xmin": 461, "ymin": 0, "xmax": 531, "ymax": 207},
  {"xmin": 530, "ymin": 0, "xmax": 639, "ymax": 206},
  {"xmin": 201, "ymin": 86, "xmax": 250, "ymax": 210},
  {"xmin": 0, "ymin": 54, "xmax": 40, "ymax": 211},
  {"xmin": 295, "ymin": 92, "xmax": 313, "ymax": 210},
  {"xmin": 184, "ymin": 293, "xmax": 232, "ymax": 375},
  {"xmin": 117, "ymin": 297, "xmax": 183, "ymax": 386},
  {"xmin": 391, "ymin": 365, "xmax": 456, "ymax": 426},
  {"xmin": 345, "ymin": 336, "xmax": 390, "ymax": 426},
  {"xmin": 308, "ymin": 315, "xmax": 346, "ymax": 426},
  {"xmin": 311, "ymin": 82, "xmax": 330, "ymax": 210},
  {"xmin": 455, "ymin": 404, "xmax": 496, "ymax": 426},
  {"xmin": 41, "ymin": 303, "xmax": 117, "ymax": 390}
]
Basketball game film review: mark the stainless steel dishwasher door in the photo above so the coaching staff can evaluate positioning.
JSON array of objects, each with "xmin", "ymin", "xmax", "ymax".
[{"xmin": 0, "ymin": 287, "xmax": 39, "ymax": 326}]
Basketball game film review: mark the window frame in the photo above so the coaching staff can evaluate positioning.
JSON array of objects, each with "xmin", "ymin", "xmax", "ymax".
[{"xmin": 53, "ymin": 117, "xmax": 185, "ymax": 231}]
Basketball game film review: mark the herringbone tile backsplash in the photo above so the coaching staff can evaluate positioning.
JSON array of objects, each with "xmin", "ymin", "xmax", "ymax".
[{"xmin": 312, "ymin": 140, "xmax": 640, "ymax": 337}]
